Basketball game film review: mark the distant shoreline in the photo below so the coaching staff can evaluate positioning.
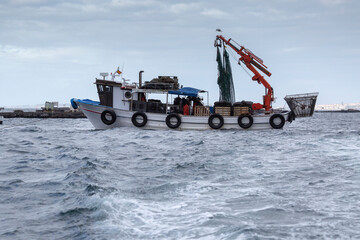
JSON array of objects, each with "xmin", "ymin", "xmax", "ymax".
[
  {"xmin": 0, "ymin": 110, "xmax": 85, "ymax": 118},
  {"xmin": 315, "ymin": 110, "xmax": 360, "ymax": 113}
]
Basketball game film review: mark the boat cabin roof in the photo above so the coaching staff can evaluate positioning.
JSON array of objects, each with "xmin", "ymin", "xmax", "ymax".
[
  {"xmin": 94, "ymin": 79, "xmax": 123, "ymax": 87},
  {"xmin": 95, "ymin": 78, "xmax": 207, "ymax": 97},
  {"xmin": 132, "ymin": 87, "xmax": 207, "ymax": 97}
]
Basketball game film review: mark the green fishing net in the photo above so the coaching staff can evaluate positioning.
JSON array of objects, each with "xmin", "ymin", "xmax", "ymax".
[{"xmin": 216, "ymin": 46, "xmax": 235, "ymax": 104}]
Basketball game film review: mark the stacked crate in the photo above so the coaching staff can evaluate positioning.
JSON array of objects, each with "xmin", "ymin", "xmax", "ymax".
[
  {"xmin": 233, "ymin": 106, "xmax": 249, "ymax": 116},
  {"xmin": 214, "ymin": 107, "xmax": 231, "ymax": 116},
  {"xmin": 214, "ymin": 101, "xmax": 232, "ymax": 116},
  {"xmin": 194, "ymin": 106, "xmax": 210, "ymax": 116}
]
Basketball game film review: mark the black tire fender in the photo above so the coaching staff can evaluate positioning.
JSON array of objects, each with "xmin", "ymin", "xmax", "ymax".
[
  {"xmin": 165, "ymin": 113, "xmax": 181, "ymax": 129},
  {"xmin": 208, "ymin": 114, "xmax": 224, "ymax": 129},
  {"xmin": 238, "ymin": 114, "xmax": 253, "ymax": 129},
  {"xmin": 101, "ymin": 110, "xmax": 116, "ymax": 125},
  {"xmin": 269, "ymin": 114, "xmax": 285, "ymax": 129},
  {"xmin": 131, "ymin": 112, "xmax": 148, "ymax": 127}
]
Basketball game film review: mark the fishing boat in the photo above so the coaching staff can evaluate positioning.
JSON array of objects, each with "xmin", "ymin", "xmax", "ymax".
[{"xmin": 71, "ymin": 34, "xmax": 318, "ymax": 130}]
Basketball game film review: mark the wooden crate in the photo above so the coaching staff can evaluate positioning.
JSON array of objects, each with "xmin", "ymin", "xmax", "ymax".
[
  {"xmin": 233, "ymin": 106, "xmax": 249, "ymax": 116},
  {"xmin": 215, "ymin": 107, "xmax": 231, "ymax": 116},
  {"xmin": 194, "ymin": 106, "xmax": 210, "ymax": 116}
]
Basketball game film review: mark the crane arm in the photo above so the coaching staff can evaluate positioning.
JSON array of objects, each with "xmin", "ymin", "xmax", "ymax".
[{"xmin": 216, "ymin": 35, "xmax": 274, "ymax": 112}]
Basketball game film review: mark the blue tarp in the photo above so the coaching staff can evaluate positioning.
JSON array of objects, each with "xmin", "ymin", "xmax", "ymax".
[
  {"xmin": 168, "ymin": 87, "xmax": 202, "ymax": 97},
  {"xmin": 76, "ymin": 99, "xmax": 100, "ymax": 106}
]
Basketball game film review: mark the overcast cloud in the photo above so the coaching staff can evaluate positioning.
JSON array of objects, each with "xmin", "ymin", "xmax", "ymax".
[{"xmin": 0, "ymin": 0, "xmax": 359, "ymax": 107}]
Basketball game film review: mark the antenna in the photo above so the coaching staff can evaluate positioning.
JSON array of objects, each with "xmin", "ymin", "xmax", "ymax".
[
  {"xmin": 100, "ymin": 72, "xmax": 108, "ymax": 80},
  {"xmin": 122, "ymin": 78, "xmax": 130, "ymax": 86},
  {"xmin": 111, "ymin": 66, "xmax": 122, "ymax": 81}
]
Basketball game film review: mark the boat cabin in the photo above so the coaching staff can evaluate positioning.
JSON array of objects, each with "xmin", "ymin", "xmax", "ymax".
[{"xmin": 94, "ymin": 73, "xmax": 209, "ymax": 116}]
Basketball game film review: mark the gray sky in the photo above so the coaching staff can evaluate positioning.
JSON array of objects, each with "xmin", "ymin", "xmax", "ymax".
[{"xmin": 1, "ymin": 0, "xmax": 359, "ymax": 107}]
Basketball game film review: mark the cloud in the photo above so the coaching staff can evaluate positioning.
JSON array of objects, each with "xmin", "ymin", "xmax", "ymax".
[
  {"xmin": 320, "ymin": 0, "xmax": 348, "ymax": 5},
  {"xmin": 247, "ymin": 7, "xmax": 319, "ymax": 22},
  {"xmin": 8, "ymin": 0, "xmax": 47, "ymax": 5},
  {"xmin": 200, "ymin": 9, "xmax": 227, "ymax": 18},
  {"xmin": 58, "ymin": 2, "xmax": 108, "ymax": 13},
  {"xmin": 0, "ymin": 45, "xmax": 82, "ymax": 60},
  {"xmin": 111, "ymin": 0, "xmax": 157, "ymax": 8},
  {"xmin": 282, "ymin": 47, "xmax": 304, "ymax": 52},
  {"xmin": 168, "ymin": 3, "xmax": 200, "ymax": 14}
]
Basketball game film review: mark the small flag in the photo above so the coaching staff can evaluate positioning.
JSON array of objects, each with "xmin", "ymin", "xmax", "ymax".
[{"xmin": 116, "ymin": 70, "xmax": 122, "ymax": 74}]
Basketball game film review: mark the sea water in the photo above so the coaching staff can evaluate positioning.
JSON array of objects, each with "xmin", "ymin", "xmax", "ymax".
[{"xmin": 0, "ymin": 113, "xmax": 359, "ymax": 239}]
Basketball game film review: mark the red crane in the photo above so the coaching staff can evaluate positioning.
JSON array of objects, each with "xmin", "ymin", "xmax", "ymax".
[{"xmin": 216, "ymin": 35, "xmax": 274, "ymax": 112}]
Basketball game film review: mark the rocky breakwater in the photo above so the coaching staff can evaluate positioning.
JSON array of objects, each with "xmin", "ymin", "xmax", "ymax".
[{"xmin": 0, "ymin": 109, "xmax": 85, "ymax": 118}]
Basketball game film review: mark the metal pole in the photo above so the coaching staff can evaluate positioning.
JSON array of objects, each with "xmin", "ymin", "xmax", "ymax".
[
  {"xmin": 207, "ymin": 91, "xmax": 209, "ymax": 106},
  {"xmin": 130, "ymin": 93, "xmax": 133, "ymax": 111},
  {"xmin": 166, "ymin": 92, "xmax": 169, "ymax": 114},
  {"xmin": 139, "ymin": 70, "xmax": 144, "ymax": 87}
]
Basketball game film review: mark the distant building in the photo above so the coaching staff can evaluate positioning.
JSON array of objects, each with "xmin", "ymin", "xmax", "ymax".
[
  {"xmin": 42, "ymin": 101, "xmax": 72, "ymax": 112},
  {"xmin": 44, "ymin": 101, "xmax": 58, "ymax": 111},
  {"xmin": 315, "ymin": 103, "xmax": 360, "ymax": 111}
]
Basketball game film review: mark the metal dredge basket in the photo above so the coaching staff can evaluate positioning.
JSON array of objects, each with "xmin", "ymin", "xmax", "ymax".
[{"xmin": 284, "ymin": 92, "xmax": 319, "ymax": 117}]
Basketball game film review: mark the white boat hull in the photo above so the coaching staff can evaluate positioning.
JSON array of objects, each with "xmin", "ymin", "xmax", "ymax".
[{"xmin": 74, "ymin": 99, "xmax": 290, "ymax": 130}]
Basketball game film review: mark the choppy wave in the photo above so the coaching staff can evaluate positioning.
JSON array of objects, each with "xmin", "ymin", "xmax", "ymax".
[{"xmin": 0, "ymin": 113, "xmax": 359, "ymax": 239}]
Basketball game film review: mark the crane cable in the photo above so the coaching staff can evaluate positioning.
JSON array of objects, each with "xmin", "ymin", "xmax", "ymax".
[{"xmin": 225, "ymin": 45, "xmax": 253, "ymax": 78}]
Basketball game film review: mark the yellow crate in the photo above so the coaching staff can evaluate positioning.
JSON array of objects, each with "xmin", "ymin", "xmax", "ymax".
[
  {"xmin": 233, "ymin": 106, "xmax": 249, "ymax": 116},
  {"xmin": 215, "ymin": 107, "xmax": 231, "ymax": 116},
  {"xmin": 194, "ymin": 106, "xmax": 210, "ymax": 116}
]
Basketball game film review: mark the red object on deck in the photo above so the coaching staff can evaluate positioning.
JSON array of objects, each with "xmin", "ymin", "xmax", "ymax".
[
  {"xmin": 252, "ymin": 103, "xmax": 263, "ymax": 110},
  {"xmin": 183, "ymin": 104, "xmax": 189, "ymax": 115}
]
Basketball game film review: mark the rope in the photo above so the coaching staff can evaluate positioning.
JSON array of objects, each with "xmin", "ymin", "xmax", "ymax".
[
  {"xmin": 239, "ymin": 63, "xmax": 253, "ymax": 78},
  {"xmin": 231, "ymin": 39, "xmax": 242, "ymax": 49},
  {"xmin": 226, "ymin": 45, "xmax": 253, "ymax": 78}
]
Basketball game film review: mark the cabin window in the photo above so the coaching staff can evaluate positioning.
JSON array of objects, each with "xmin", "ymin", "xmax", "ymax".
[
  {"xmin": 97, "ymin": 85, "xmax": 104, "ymax": 92},
  {"xmin": 97, "ymin": 84, "xmax": 113, "ymax": 107},
  {"xmin": 97, "ymin": 84, "xmax": 113, "ymax": 93},
  {"xmin": 104, "ymin": 85, "xmax": 112, "ymax": 93}
]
